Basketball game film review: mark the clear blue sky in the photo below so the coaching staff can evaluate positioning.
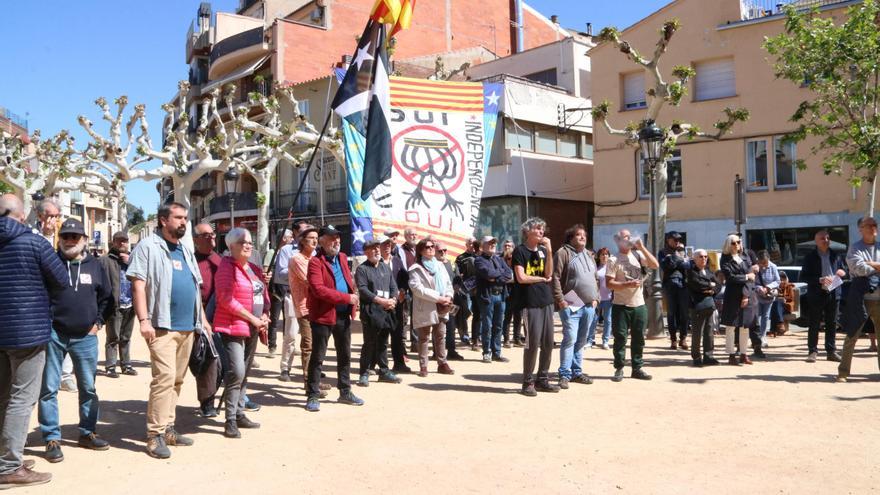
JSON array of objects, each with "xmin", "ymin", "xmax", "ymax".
[{"xmin": 0, "ymin": 0, "xmax": 670, "ymax": 214}]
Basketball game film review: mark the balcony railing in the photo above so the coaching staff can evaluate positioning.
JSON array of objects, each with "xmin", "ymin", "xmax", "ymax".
[
  {"xmin": 325, "ymin": 187, "xmax": 348, "ymax": 213},
  {"xmin": 277, "ymin": 190, "xmax": 318, "ymax": 215},
  {"xmin": 209, "ymin": 192, "xmax": 258, "ymax": 214},
  {"xmin": 210, "ymin": 26, "xmax": 264, "ymax": 64},
  {"xmin": 740, "ymin": 0, "xmax": 853, "ymax": 20}
]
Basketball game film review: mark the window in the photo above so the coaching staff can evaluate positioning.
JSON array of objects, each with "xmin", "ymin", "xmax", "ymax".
[
  {"xmin": 579, "ymin": 134, "xmax": 594, "ymax": 160},
  {"xmin": 774, "ymin": 137, "xmax": 797, "ymax": 188},
  {"xmin": 694, "ymin": 58, "xmax": 735, "ymax": 101},
  {"xmin": 746, "ymin": 226, "xmax": 848, "ymax": 267},
  {"xmin": 505, "ymin": 121, "xmax": 533, "ymax": 151},
  {"xmin": 524, "ymin": 68, "xmax": 557, "ymax": 86},
  {"xmin": 622, "ymin": 72, "xmax": 646, "ymax": 110},
  {"xmin": 297, "ymin": 99, "xmax": 310, "ymax": 120},
  {"xmin": 535, "ymin": 127, "xmax": 557, "ymax": 154},
  {"xmin": 639, "ymin": 150, "xmax": 682, "ymax": 198},
  {"xmin": 558, "ymin": 132, "xmax": 578, "ymax": 158},
  {"xmin": 746, "ymin": 140, "xmax": 769, "ymax": 190}
]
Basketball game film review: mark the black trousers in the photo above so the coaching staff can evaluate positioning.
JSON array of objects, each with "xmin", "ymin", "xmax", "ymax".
[
  {"xmin": 359, "ymin": 317, "xmax": 391, "ymax": 375},
  {"xmin": 690, "ymin": 307, "xmax": 715, "ymax": 360},
  {"xmin": 664, "ymin": 286, "xmax": 690, "ymax": 341},
  {"xmin": 502, "ymin": 296, "xmax": 522, "ymax": 342},
  {"xmin": 807, "ymin": 292, "xmax": 839, "ymax": 354},
  {"xmin": 307, "ymin": 316, "xmax": 351, "ymax": 397},
  {"xmin": 391, "ymin": 300, "xmax": 408, "ymax": 367},
  {"xmin": 268, "ymin": 283, "xmax": 289, "ymax": 348}
]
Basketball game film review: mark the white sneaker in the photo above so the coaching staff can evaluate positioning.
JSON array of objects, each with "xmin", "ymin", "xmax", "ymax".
[
  {"xmin": 60, "ymin": 378, "xmax": 77, "ymax": 393},
  {"xmin": 602, "ymin": 343, "xmax": 611, "ymax": 350},
  {"xmin": 806, "ymin": 352, "xmax": 818, "ymax": 363}
]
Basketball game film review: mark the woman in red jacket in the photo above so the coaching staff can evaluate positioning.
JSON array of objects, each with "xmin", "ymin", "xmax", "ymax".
[{"xmin": 212, "ymin": 228, "xmax": 269, "ymax": 438}]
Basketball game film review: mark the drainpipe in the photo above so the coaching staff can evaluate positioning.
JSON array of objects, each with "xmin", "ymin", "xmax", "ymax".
[{"xmin": 515, "ymin": 0, "xmax": 524, "ymax": 53}]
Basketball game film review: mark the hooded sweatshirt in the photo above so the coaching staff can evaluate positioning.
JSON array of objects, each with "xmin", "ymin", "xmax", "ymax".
[{"xmin": 50, "ymin": 250, "xmax": 115, "ymax": 335}]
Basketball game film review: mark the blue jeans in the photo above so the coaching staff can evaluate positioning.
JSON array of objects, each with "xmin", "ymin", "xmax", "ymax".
[
  {"xmin": 558, "ymin": 305, "xmax": 595, "ymax": 379},
  {"xmin": 479, "ymin": 293, "xmax": 505, "ymax": 357},
  {"xmin": 38, "ymin": 330, "xmax": 99, "ymax": 441},
  {"xmin": 758, "ymin": 300, "xmax": 774, "ymax": 343},
  {"xmin": 588, "ymin": 300, "xmax": 613, "ymax": 346}
]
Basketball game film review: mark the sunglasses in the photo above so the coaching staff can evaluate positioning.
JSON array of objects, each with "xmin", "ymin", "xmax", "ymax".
[
  {"xmin": 424, "ymin": 244, "xmax": 436, "ymax": 249},
  {"xmin": 438, "ymin": 249, "xmax": 447, "ymax": 253},
  {"xmin": 60, "ymin": 234, "xmax": 82, "ymax": 241},
  {"xmin": 731, "ymin": 240, "xmax": 741, "ymax": 245}
]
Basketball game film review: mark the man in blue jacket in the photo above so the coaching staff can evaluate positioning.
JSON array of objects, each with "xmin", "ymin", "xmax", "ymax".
[
  {"xmin": 475, "ymin": 236, "xmax": 513, "ymax": 363},
  {"xmin": 0, "ymin": 194, "xmax": 67, "ymax": 489},
  {"xmin": 39, "ymin": 219, "xmax": 114, "ymax": 463}
]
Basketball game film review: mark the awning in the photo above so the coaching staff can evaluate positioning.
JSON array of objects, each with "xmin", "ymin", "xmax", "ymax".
[{"xmin": 201, "ymin": 55, "xmax": 270, "ymax": 96}]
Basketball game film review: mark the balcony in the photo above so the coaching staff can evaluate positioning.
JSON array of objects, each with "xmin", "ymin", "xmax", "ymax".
[
  {"xmin": 209, "ymin": 192, "xmax": 258, "ymax": 214},
  {"xmin": 277, "ymin": 190, "xmax": 318, "ymax": 215},
  {"xmin": 190, "ymin": 174, "xmax": 215, "ymax": 196},
  {"xmin": 734, "ymin": 0, "xmax": 856, "ymax": 24},
  {"xmin": 186, "ymin": 20, "xmax": 213, "ymax": 63},
  {"xmin": 209, "ymin": 21, "xmax": 268, "ymax": 80},
  {"xmin": 325, "ymin": 187, "xmax": 348, "ymax": 213},
  {"xmin": 237, "ymin": 0, "xmax": 261, "ymax": 15}
]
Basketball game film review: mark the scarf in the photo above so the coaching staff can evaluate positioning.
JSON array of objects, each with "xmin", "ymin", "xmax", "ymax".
[{"xmin": 421, "ymin": 258, "xmax": 446, "ymax": 295}]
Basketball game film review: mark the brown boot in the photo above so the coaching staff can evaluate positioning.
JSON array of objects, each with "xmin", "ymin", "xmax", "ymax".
[
  {"xmin": 0, "ymin": 466, "xmax": 52, "ymax": 489},
  {"xmin": 740, "ymin": 353, "xmax": 753, "ymax": 365},
  {"xmin": 728, "ymin": 354, "xmax": 741, "ymax": 366},
  {"xmin": 670, "ymin": 340, "xmax": 677, "ymax": 350},
  {"xmin": 418, "ymin": 366, "xmax": 428, "ymax": 377},
  {"xmin": 437, "ymin": 363, "xmax": 455, "ymax": 375},
  {"xmin": 679, "ymin": 338, "xmax": 688, "ymax": 350}
]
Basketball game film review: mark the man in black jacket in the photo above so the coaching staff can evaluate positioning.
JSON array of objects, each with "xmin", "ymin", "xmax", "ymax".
[
  {"xmin": 98, "ymin": 231, "xmax": 136, "ymax": 378},
  {"xmin": 355, "ymin": 236, "xmax": 402, "ymax": 386},
  {"xmin": 39, "ymin": 219, "xmax": 114, "ymax": 463},
  {"xmin": 474, "ymin": 236, "xmax": 513, "ymax": 363},
  {"xmin": 659, "ymin": 231, "xmax": 690, "ymax": 350},
  {"xmin": 801, "ymin": 230, "xmax": 846, "ymax": 363}
]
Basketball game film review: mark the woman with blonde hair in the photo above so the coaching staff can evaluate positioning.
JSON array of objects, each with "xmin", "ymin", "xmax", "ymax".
[{"xmin": 719, "ymin": 234, "xmax": 758, "ymax": 366}]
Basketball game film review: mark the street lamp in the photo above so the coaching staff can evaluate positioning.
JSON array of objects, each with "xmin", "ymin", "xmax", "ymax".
[
  {"xmin": 638, "ymin": 119, "xmax": 666, "ymax": 339},
  {"xmin": 224, "ymin": 167, "xmax": 240, "ymax": 230},
  {"xmin": 31, "ymin": 191, "xmax": 45, "ymax": 202}
]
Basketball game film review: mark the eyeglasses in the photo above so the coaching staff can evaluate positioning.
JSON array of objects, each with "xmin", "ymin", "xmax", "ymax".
[
  {"xmin": 196, "ymin": 233, "xmax": 216, "ymax": 239},
  {"xmin": 239, "ymin": 241, "xmax": 254, "ymax": 246},
  {"xmin": 438, "ymin": 249, "xmax": 447, "ymax": 253}
]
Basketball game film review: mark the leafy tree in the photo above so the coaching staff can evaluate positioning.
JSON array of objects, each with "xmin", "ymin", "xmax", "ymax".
[
  {"xmin": 765, "ymin": 0, "xmax": 880, "ymax": 214},
  {"xmin": 126, "ymin": 202, "xmax": 145, "ymax": 225}
]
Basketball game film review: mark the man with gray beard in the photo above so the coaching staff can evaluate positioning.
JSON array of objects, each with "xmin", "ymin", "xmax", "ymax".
[{"xmin": 40, "ymin": 219, "xmax": 114, "ymax": 463}]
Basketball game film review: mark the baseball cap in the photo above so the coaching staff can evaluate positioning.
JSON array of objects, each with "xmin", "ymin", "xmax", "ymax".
[
  {"xmin": 666, "ymin": 231, "xmax": 683, "ymax": 240},
  {"xmin": 363, "ymin": 236, "xmax": 382, "ymax": 249},
  {"xmin": 112, "ymin": 231, "xmax": 129, "ymax": 241},
  {"xmin": 59, "ymin": 219, "xmax": 86, "ymax": 236},
  {"xmin": 481, "ymin": 235, "xmax": 497, "ymax": 244},
  {"xmin": 318, "ymin": 225, "xmax": 341, "ymax": 237}
]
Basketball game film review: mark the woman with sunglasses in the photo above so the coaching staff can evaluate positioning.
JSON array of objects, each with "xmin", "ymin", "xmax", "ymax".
[
  {"xmin": 408, "ymin": 238, "xmax": 455, "ymax": 377},
  {"xmin": 212, "ymin": 228, "xmax": 270, "ymax": 437},
  {"xmin": 719, "ymin": 234, "xmax": 759, "ymax": 366}
]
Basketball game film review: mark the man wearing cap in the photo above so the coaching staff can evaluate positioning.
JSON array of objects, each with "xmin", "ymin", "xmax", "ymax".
[
  {"xmin": 384, "ymin": 228, "xmax": 400, "ymax": 257},
  {"xmin": 40, "ymin": 218, "xmax": 114, "ymax": 463},
  {"xmin": 659, "ymin": 231, "xmax": 691, "ymax": 350},
  {"xmin": 355, "ymin": 236, "xmax": 402, "ymax": 387},
  {"xmin": 0, "ymin": 194, "xmax": 67, "ymax": 488},
  {"xmin": 474, "ymin": 236, "xmax": 513, "ymax": 363},
  {"xmin": 127, "ymin": 202, "xmax": 211, "ymax": 459},
  {"xmin": 305, "ymin": 225, "xmax": 362, "ymax": 412},
  {"xmin": 99, "ymin": 231, "xmax": 137, "ymax": 378}
]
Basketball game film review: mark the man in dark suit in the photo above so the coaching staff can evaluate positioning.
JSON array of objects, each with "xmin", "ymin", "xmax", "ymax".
[{"xmin": 801, "ymin": 230, "xmax": 846, "ymax": 362}]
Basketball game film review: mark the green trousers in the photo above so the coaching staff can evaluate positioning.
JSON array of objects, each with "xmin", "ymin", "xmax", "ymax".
[{"xmin": 612, "ymin": 304, "xmax": 647, "ymax": 370}]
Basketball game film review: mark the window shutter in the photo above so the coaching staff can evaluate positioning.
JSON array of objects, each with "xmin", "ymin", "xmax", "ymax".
[
  {"xmin": 623, "ymin": 72, "xmax": 646, "ymax": 109},
  {"xmin": 695, "ymin": 58, "xmax": 735, "ymax": 101}
]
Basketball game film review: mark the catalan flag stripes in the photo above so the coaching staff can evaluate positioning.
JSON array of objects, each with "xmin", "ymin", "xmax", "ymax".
[
  {"xmin": 370, "ymin": 0, "xmax": 401, "ymax": 24},
  {"xmin": 390, "ymin": 76, "xmax": 484, "ymax": 113},
  {"xmin": 372, "ymin": 219, "xmax": 469, "ymax": 257},
  {"xmin": 390, "ymin": 0, "xmax": 415, "ymax": 36}
]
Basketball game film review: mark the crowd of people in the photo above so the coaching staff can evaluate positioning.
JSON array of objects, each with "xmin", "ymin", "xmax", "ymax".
[{"xmin": 1, "ymin": 192, "xmax": 879, "ymax": 489}]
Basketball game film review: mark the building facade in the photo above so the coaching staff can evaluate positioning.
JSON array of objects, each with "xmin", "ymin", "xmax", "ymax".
[{"xmin": 590, "ymin": 0, "xmax": 862, "ymax": 265}]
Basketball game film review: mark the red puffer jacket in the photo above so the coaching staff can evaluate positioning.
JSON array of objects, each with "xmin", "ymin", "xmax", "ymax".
[
  {"xmin": 212, "ymin": 256, "xmax": 270, "ymax": 337},
  {"xmin": 307, "ymin": 249, "xmax": 357, "ymax": 325}
]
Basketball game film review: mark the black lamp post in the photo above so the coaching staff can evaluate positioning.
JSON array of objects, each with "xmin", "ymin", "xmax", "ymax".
[
  {"xmin": 638, "ymin": 119, "xmax": 666, "ymax": 339},
  {"xmin": 31, "ymin": 191, "xmax": 45, "ymax": 202},
  {"xmin": 224, "ymin": 167, "xmax": 240, "ymax": 229}
]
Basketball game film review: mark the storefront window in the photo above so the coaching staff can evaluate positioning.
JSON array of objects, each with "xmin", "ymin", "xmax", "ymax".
[
  {"xmin": 745, "ymin": 226, "xmax": 848, "ymax": 267},
  {"xmin": 477, "ymin": 198, "xmax": 524, "ymax": 245}
]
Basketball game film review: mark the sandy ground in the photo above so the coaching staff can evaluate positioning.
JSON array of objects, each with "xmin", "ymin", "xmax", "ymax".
[{"xmin": 13, "ymin": 320, "xmax": 880, "ymax": 495}]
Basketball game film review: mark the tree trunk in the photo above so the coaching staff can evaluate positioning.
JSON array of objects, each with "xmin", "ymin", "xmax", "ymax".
[
  {"xmin": 868, "ymin": 171, "xmax": 878, "ymax": 218},
  {"xmin": 254, "ymin": 170, "xmax": 271, "ymax": 260},
  {"xmin": 171, "ymin": 176, "xmax": 196, "ymax": 252}
]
